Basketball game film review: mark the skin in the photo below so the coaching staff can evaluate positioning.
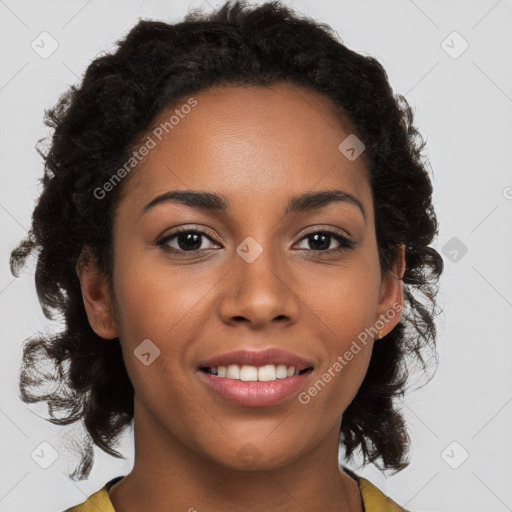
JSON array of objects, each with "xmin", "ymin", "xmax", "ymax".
[{"xmin": 78, "ymin": 82, "xmax": 405, "ymax": 512}]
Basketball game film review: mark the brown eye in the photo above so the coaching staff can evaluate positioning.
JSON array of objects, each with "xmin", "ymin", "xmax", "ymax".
[
  {"xmin": 157, "ymin": 228, "xmax": 221, "ymax": 253},
  {"xmin": 295, "ymin": 230, "xmax": 355, "ymax": 253}
]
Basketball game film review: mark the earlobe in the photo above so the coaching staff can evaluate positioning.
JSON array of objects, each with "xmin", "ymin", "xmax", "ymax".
[
  {"xmin": 76, "ymin": 248, "xmax": 118, "ymax": 340},
  {"xmin": 376, "ymin": 244, "xmax": 405, "ymax": 338}
]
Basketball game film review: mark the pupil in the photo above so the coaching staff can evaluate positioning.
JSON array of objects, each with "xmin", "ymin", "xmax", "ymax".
[
  {"xmin": 309, "ymin": 233, "xmax": 330, "ymax": 250},
  {"xmin": 178, "ymin": 232, "xmax": 201, "ymax": 251}
]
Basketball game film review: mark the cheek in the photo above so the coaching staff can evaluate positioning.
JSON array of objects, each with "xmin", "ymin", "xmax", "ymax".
[
  {"xmin": 111, "ymin": 250, "xmax": 215, "ymax": 393},
  {"xmin": 301, "ymin": 258, "xmax": 381, "ymax": 340},
  {"xmin": 112, "ymin": 248, "xmax": 207, "ymax": 341},
  {"xmin": 296, "ymin": 262, "xmax": 379, "ymax": 406}
]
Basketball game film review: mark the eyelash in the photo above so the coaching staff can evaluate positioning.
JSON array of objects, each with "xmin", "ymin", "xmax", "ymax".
[{"xmin": 156, "ymin": 226, "xmax": 355, "ymax": 256}]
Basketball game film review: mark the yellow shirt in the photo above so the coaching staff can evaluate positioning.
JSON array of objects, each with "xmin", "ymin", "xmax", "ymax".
[{"xmin": 64, "ymin": 467, "xmax": 408, "ymax": 511}]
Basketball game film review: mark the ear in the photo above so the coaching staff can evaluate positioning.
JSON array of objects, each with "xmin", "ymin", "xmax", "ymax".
[
  {"xmin": 76, "ymin": 247, "xmax": 118, "ymax": 340},
  {"xmin": 375, "ymin": 244, "xmax": 405, "ymax": 338}
]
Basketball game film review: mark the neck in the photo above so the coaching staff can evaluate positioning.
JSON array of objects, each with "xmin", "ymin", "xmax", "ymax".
[{"xmin": 108, "ymin": 398, "xmax": 363, "ymax": 512}]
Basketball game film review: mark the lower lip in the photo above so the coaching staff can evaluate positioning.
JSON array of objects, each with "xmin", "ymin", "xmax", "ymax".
[{"xmin": 198, "ymin": 370, "xmax": 313, "ymax": 407}]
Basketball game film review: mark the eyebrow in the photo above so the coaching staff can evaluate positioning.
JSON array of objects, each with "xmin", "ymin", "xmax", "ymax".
[{"xmin": 141, "ymin": 189, "xmax": 366, "ymax": 223}]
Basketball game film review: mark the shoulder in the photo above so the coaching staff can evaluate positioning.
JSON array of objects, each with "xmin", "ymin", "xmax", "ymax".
[
  {"xmin": 62, "ymin": 476, "xmax": 122, "ymax": 512},
  {"xmin": 341, "ymin": 465, "xmax": 410, "ymax": 511},
  {"xmin": 358, "ymin": 476, "xmax": 410, "ymax": 511}
]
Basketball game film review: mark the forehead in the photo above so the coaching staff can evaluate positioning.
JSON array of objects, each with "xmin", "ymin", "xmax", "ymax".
[{"xmin": 118, "ymin": 82, "xmax": 371, "ymax": 217}]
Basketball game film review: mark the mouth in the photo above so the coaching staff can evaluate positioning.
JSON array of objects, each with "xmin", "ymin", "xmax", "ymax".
[
  {"xmin": 196, "ymin": 347, "xmax": 315, "ymax": 380},
  {"xmin": 197, "ymin": 365, "xmax": 315, "ymax": 407},
  {"xmin": 195, "ymin": 348, "xmax": 315, "ymax": 406},
  {"xmin": 198, "ymin": 364, "xmax": 314, "ymax": 381},
  {"xmin": 196, "ymin": 347, "xmax": 314, "ymax": 407}
]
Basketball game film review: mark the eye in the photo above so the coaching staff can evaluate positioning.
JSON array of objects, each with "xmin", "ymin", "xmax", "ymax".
[
  {"xmin": 156, "ymin": 227, "xmax": 355, "ymax": 256},
  {"xmin": 295, "ymin": 230, "xmax": 355, "ymax": 253},
  {"xmin": 157, "ymin": 228, "xmax": 221, "ymax": 254}
]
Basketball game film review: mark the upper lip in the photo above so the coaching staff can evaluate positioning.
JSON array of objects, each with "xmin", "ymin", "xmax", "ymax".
[{"xmin": 197, "ymin": 348, "xmax": 314, "ymax": 372}]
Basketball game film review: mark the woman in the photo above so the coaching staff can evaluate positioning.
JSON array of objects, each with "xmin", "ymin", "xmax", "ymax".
[{"xmin": 10, "ymin": 1, "xmax": 443, "ymax": 510}]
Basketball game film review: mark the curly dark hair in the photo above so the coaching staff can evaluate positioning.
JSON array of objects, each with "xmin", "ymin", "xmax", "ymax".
[{"xmin": 9, "ymin": 0, "xmax": 443, "ymax": 481}]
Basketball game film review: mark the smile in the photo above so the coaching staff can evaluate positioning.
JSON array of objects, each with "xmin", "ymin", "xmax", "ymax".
[{"xmin": 199, "ymin": 363, "xmax": 313, "ymax": 381}]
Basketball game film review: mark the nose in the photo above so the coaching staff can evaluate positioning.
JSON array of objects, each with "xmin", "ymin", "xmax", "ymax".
[{"xmin": 218, "ymin": 247, "xmax": 300, "ymax": 329}]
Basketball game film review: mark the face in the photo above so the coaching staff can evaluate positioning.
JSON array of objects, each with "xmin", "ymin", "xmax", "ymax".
[{"xmin": 79, "ymin": 82, "xmax": 404, "ymax": 471}]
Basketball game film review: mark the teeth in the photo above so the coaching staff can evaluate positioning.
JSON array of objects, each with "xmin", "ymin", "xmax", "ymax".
[
  {"xmin": 226, "ymin": 364, "xmax": 240, "ymax": 379},
  {"xmin": 207, "ymin": 364, "xmax": 306, "ymax": 381}
]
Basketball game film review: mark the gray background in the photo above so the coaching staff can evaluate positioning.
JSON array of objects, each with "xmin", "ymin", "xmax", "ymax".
[{"xmin": 1, "ymin": 1, "xmax": 511, "ymax": 511}]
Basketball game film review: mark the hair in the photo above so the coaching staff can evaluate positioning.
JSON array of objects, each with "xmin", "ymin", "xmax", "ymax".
[{"xmin": 10, "ymin": 0, "xmax": 443, "ymax": 481}]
